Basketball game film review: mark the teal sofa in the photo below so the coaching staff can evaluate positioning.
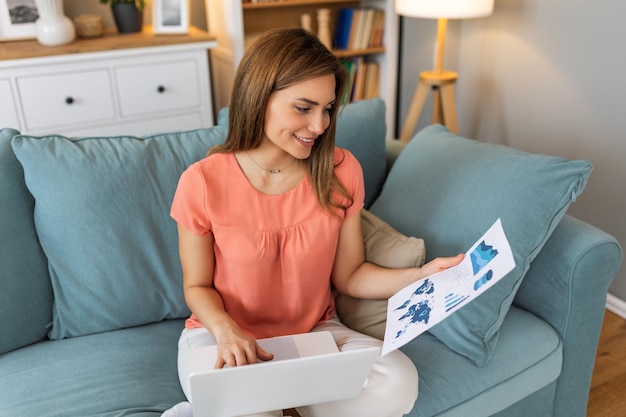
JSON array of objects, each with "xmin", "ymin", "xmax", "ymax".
[{"xmin": 0, "ymin": 98, "xmax": 622, "ymax": 417}]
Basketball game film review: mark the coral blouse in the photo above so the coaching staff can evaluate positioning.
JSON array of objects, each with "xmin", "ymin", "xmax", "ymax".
[{"xmin": 170, "ymin": 148, "xmax": 365, "ymax": 339}]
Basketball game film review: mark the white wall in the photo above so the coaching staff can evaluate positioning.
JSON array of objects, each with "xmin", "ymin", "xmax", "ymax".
[{"xmin": 398, "ymin": 0, "xmax": 626, "ymax": 303}]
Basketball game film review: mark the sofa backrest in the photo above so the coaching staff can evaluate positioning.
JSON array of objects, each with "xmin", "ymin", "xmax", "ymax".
[
  {"xmin": 2, "ymin": 98, "xmax": 388, "ymax": 346},
  {"xmin": 0, "ymin": 128, "xmax": 53, "ymax": 354}
]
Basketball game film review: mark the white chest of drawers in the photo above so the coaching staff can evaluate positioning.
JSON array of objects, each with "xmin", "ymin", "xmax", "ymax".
[{"xmin": 0, "ymin": 27, "xmax": 217, "ymax": 137}]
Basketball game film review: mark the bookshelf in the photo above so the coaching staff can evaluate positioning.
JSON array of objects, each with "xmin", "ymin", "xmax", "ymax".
[{"xmin": 205, "ymin": 0, "xmax": 398, "ymax": 140}]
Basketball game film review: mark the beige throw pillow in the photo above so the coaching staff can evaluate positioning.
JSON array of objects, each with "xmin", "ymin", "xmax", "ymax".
[{"xmin": 335, "ymin": 209, "xmax": 426, "ymax": 340}]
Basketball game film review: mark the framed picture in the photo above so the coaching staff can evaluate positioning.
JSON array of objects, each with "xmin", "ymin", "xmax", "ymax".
[
  {"xmin": 0, "ymin": 0, "xmax": 38, "ymax": 41},
  {"xmin": 153, "ymin": 0, "xmax": 189, "ymax": 35}
]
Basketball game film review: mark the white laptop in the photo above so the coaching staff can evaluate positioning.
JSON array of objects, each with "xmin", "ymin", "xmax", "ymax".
[{"xmin": 189, "ymin": 331, "xmax": 379, "ymax": 417}]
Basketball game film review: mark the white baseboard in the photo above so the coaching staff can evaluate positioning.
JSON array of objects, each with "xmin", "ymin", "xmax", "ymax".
[{"xmin": 606, "ymin": 293, "xmax": 626, "ymax": 320}]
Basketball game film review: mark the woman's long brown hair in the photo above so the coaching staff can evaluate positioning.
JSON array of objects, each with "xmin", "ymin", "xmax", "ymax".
[{"xmin": 210, "ymin": 27, "xmax": 352, "ymax": 216}]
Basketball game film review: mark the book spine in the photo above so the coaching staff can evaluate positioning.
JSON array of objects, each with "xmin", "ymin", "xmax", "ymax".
[
  {"xmin": 334, "ymin": 8, "xmax": 353, "ymax": 50},
  {"xmin": 370, "ymin": 9, "xmax": 385, "ymax": 48},
  {"xmin": 347, "ymin": 9, "xmax": 363, "ymax": 50},
  {"xmin": 360, "ymin": 8, "xmax": 375, "ymax": 50}
]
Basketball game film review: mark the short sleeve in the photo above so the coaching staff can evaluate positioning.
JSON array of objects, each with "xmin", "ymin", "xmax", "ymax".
[
  {"xmin": 170, "ymin": 163, "xmax": 212, "ymax": 236},
  {"xmin": 337, "ymin": 149, "xmax": 365, "ymax": 220}
]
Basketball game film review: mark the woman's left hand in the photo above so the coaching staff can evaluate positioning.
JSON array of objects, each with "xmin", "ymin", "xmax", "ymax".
[{"xmin": 416, "ymin": 253, "xmax": 465, "ymax": 280}]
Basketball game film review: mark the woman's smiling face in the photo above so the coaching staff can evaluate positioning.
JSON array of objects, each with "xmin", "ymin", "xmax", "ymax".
[{"xmin": 262, "ymin": 74, "xmax": 337, "ymax": 160}]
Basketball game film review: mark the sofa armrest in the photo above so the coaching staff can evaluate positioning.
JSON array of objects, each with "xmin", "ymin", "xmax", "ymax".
[{"xmin": 514, "ymin": 214, "xmax": 623, "ymax": 417}]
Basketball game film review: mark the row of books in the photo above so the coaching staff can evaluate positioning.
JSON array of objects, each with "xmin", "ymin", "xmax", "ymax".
[
  {"xmin": 334, "ymin": 7, "xmax": 385, "ymax": 51},
  {"xmin": 341, "ymin": 58, "xmax": 380, "ymax": 104}
]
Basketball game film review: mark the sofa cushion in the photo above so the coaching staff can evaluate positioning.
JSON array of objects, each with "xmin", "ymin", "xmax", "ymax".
[
  {"xmin": 334, "ymin": 99, "xmax": 387, "ymax": 207},
  {"xmin": 0, "ymin": 319, "xmax": 186, "ymax": 417},
  {"xmin": 217, "ymin": 98, "xmax": 387, "ymax": 208},
  {"xmin": 336, "ymin": 209, "xmax": 425, "ymax": 339},
  {"xmin": 370, "ymin": 125, "xmax": 591, "ymax": 366},
  {"xmin": 402, "ymin": 307, "xmax": 562, "ymax": 416},
  {"xmin": 11, "ymin": 127, "xmax": 227, "ymax": 340},
  {"xmin": 0, "ymin": 128, "xmax": 53, "ymax": 354}
]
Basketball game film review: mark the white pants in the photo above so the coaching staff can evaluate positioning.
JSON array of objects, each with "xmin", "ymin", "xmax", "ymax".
[{"xmin": 176, "ymin": 317, "xmax": 418, "ymax": 417}]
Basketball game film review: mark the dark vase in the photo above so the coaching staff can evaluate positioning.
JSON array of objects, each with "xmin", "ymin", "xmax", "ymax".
[{"xmin": 111, "ymin": 3, "xmax": 143, "ymax": 34}]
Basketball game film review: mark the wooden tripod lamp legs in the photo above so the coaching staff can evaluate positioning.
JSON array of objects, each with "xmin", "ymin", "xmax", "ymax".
[
  {"xmin": 399, "ymin": 78, "xmax": 430, "ymax": 142},
  {"xmin": 433, "ymin": 80, "xmax": 458, "ymax": 133},
  {"xmin": 399, "ymin": 71, "xmax": 459, "ymax": 142},
  {"xmin": 399, "ymin": 18, "xmax": 459, "ymax": 142}
]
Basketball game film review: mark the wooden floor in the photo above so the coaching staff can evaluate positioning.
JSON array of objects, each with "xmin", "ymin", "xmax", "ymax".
[
  {"xmin": 587, "ymin": 309, "xmax": 626, "ymax": 417},
  {"xmin": 285, "ymin": 310, "xmax": 626, "ymax": 417}
]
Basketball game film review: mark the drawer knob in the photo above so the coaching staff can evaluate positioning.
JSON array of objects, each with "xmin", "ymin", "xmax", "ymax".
[
  {"xmin": 65, "ymin": 97, "xmax": 74, "ymax": 105},
  {"xmin": 157, "ymin": 85, "xmax": 166, "ymax": 93}
]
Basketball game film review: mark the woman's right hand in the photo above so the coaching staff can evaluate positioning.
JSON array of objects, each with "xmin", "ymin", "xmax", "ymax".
[{"xmin": 213, "ymin": 322, "xmax": 274, "ymax": 369}]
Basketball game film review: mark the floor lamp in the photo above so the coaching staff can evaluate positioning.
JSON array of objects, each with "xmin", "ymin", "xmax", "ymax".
[{"xmin": 397, "ymin": 0, "xmax": 494, "ymax": 142}]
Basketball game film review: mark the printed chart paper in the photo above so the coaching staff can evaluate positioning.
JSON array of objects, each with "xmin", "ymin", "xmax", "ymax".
[{"xmin": 382, "ymin": 219, "xmax": 515, "ymax": 356}]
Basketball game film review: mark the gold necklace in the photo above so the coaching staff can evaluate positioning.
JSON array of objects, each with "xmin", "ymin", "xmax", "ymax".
[{"xmin": 247, "ymin": 151, "xmax": 297, "ymax": 174}]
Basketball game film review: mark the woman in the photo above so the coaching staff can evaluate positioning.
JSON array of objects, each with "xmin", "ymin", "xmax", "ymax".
[{"xmin": 164, "ymin": 28, "xmax": 463, "ymax": 417}]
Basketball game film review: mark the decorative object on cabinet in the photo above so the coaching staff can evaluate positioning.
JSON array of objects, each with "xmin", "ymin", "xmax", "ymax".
[
  {"xmin": 0, "ymin": 0, "xmax": 38, "ymax": 40},
  {"xmin": 74, "ymin": 14, "xmax": 104, "ymax": 39},
  {"xmin": 153, "ymin": 0, "xmax": 189, "ymax": 35},
  {"xmin": 34, "ymin": 0, "xmax": 75, "ymax": 46},
  {"xmin": 397, "ymin": 0, "xmax": 494, "ymax": 141},
  {"xmin": 99, "ymin": 0, "xmax": 146, "ymax": 34},
  {"xmin": 0, "ymin": 27, "xmax": 216, "ymax": 137},
  {"xmin": 204, "ymin": 0, "xmax": 398, "ymax": 140}
]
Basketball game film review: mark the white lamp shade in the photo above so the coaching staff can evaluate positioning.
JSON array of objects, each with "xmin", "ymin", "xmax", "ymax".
[{"xmin": 396, "ymin": 0, "xmax": 494, "ymax": 19}]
